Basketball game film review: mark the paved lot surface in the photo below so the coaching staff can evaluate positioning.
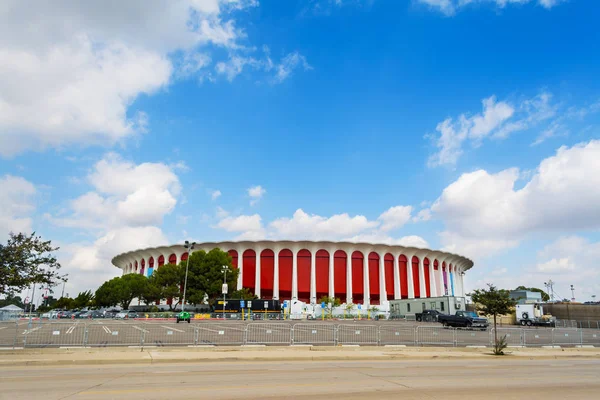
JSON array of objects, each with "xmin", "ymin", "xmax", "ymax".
[
  {"xmin": 2, "ymin": 319, "xmax": 599, "ymax": 348},
  {"xmin": 1, "ymin": 358, "xmax": 598, "ymax": 400}
]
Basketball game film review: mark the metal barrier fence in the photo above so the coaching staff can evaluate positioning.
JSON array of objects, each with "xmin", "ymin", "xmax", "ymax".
[{"xmin": 1, "ymin": 321, "xmax": 599, "ymax": 348}]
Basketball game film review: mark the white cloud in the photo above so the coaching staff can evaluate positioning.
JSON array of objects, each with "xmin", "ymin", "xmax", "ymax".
[
  {"xmin": 270, "ymin": 209, "xmax": 378, "ymax": 240},
  {"xmin": 416, "ymin": 0, "xmax": 563, "ymax": 16},
  {"xmin": 438, "ymin": 231, "xmax": 519, "ymax": 260},
  {"xmin": 215, "ymin": 50, "xmax": 311, "ymax": 83},
  {"xmin": 247, "ymin": 185, "xmax": 266, "ymax": 205},
  {"xmin": 378, "ymin": 206, "xmax": 413, "ymax": 232},
  {"xmin": 0, "ymin": 0, "xmax": 303, "ymax": 157},
  {"xmin": 428, "ymin": 139, "xmax": 600, "ymax": 260},
  {"xmin": 0, "ymin": 175, "xmax": 36, "ymax": 238},
  {"xmin": 427, "ymin": 92, "xmax": 561, "ymax": 167},
  {"xmin": 347, "ymin": 233, "xmax": 429, "ymax": 248},
  {"xmin": 217, "ymin": 214, "xmax": 263, "ymax": 232},
  {"xmin": 536, "ymin": 257, "xmax": 575, "ymax": 273},
  {"xmin": 210, "ymin": 190, "xmax": 222, "ymax": 200}
]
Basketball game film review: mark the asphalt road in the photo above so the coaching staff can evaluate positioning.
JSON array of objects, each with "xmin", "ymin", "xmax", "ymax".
[
  {"xmin": 1, "ymin": 319, "xmax": 599, "ymax": 347},
  {"xmin": 1, "ymin": 358, "xmax": 599, "ymax": 400}
]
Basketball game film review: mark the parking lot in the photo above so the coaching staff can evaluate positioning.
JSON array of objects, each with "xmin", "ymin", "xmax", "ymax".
[{"xmin": 1, "ymin": 318, "xmax": 599, "ymax": 348}]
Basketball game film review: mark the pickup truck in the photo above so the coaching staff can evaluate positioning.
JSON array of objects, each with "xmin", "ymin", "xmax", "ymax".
[
  {"xmin": 415, "ymin": 309, "xmax": 444, "ymax": 322},
  {"xmin": 437, "ymin": 311, "xmax": 489, "ymax": 330}
]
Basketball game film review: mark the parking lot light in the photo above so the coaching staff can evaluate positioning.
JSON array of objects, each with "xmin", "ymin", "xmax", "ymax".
[{"xmin": 181, "ymin": 241, "xmax": 196, "ymax": 313}]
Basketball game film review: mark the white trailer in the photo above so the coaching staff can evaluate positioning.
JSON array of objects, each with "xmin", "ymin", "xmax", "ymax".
[{"xmin": 516, "ymin": 303, "xmax": 556, "ymax": 327}]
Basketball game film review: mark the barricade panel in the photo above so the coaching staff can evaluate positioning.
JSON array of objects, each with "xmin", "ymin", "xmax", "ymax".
[
  {"xmin": 246, "ymin": 323, "xmax": 291, "ymax": 345},
  {"xmin": 142, "ymin": 322, "xmax": 195, "ymax": 346},
  {"xmin": 337, "ymin": 324, "xmax": 378, "ymax": 345},
  {"xmin": 581, "ymin": 329, "xmax": 600, "ymax": 346},
  {"xmin": 196, "ymin": 322, "xmax": 246, "ymax": 345},
  {"xmin": 552, "ymin": 328, "xmax": 582, "ymax": 347},
  {"xmin": 454, "ymin": 328, "xmax": 490, "ymax": 347},
  {"xmin": 416, "ymin": 326, "xmax": 455, "ymax": 346},
  {"xmin": 378, "ymin": 325, "xmax": 415, "ymax": 346},
  {"xmin": 0, "ymin": 321, "xmax": 18, "ymax": 347},
  {"xmin": 22, "ymin": 322, "xmax": 86, "ymax": 348},
  {"xmin": 292, "ymin": 324, "xmax": 335, "ymax": 345},
  {"xmin": 86, "ymin": 323, "xmax": 145, "ymax": 347},
  {"xmin": 523, "ymin": 328, "xmax": 553, "ymax": 347},
  {"xmin": 491, "ymin": 328, "xmax": 523, "ymax": 347}
]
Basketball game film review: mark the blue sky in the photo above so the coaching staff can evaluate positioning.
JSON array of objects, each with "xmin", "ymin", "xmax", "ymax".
[{"xmin": 1, "ymin": 0, "xmax": 599, "ymax": 302}]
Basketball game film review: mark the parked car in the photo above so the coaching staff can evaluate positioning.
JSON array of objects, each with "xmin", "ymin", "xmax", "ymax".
[
  {"xmin": 176, "ymin": 311, "xmax": 191, "ymax": 323},
  {"xmin": 438, "ymin": 311, "xmax": 489, "ymax": 330},
  {"xmin": 115, "ymin": 310, "xmax": 139, "ymax": 319},
  {"xmin": 415, "ymin": 309, "xmax": 444, "ymax": 322},
  {"xmin": 79, "ymin": 310, "xmax": 104, "ymax": 319}
]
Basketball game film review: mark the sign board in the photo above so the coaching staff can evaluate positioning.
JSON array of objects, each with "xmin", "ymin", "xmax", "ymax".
[
  {"xmin": 52, "ymin": 331, "xmax": 60, "ymax": 336},
  {"xmin": 247, "ymin": 301, "xmax": 252, "ymax": 308},
  {"xmin": 222, "ymin": 283, "xmax": 228, "ymax": 294},
  {"xmin": 321, "ymin": 301, "xmax": 326, "ymax": 309},
  {"xmin": 240, "ymin": 300, "xmax": 245, "ymax": 308},
  {"xmin": 357, "ymin": 304, "xmax": 362, "ymax": 310},
  {"xmin": 264, "ymin": 301, "xmax": 269, "ymax": 309},
  {"xmin": 167, "ymin": 331, "xmax": 173, "ymax": 335},
  {"xmin": 112, "ymin": 331, "xmax": 119, "ymax": 336}
]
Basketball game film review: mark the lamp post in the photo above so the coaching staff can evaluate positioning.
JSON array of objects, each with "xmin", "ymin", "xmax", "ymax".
[
  {"xmin": 181, "ymin": 241, "xmax": 196, "ymax": 312},
  {"xmin": 221, "ymin": 266, "xmax": 229, "ymax": 320},
  {"xmin": 570, "ymin": 285, "xmax": 575, "ymax": 302}
]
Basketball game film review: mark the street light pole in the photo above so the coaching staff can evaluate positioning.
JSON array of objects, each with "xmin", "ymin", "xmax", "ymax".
[
  {"xmin": 181, "ymin": 241, "xmax": 196, "ymax": 313},
  {"xmin": 222, "ymin": 266, "xmax": 229, "ymax": 320}
]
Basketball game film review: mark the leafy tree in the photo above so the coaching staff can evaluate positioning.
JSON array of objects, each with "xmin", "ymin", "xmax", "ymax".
[
  {"xmin": 141, "ymin": 276, "xmax": 162, "ymax": 306},
  {"xmin": 53, "ymin": 296, "xmax": 75, "ymax": 310},
  {"xmin": 514, "ymin": 286, "xmax": 550, "ymax": 302},
  {"xmin": 470, "ymin": 284, "xmax": 517, "ymax": 355},
  {"xmin": 73, "ymin": 290, "xmax": 94, "ymax": 309},
  {"xmin": 184, "ymin": 249, "xmax": 238, "ymax": 306},
  {"xmin": 230, "ymin": 288, "xmax": 257, "ymax": 300},
  {"xmin": 0, "ymin": 233, "xmax": 66, "ymax": 296},
  {"xmin": 94, "ymin": 274, "xmax": 148, "ymax": 309},
  {"xmin": 318, "ymin": 296, "xmax": 342, "ymax": 318},
  {"xmin": 152, "ymin": 263, "xmax": 183, "ymax": 310}
]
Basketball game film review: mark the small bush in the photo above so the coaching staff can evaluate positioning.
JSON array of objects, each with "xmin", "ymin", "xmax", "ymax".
[{"xmin": 493, "ymin": 334, "xmax": 508, "ymax": 356}]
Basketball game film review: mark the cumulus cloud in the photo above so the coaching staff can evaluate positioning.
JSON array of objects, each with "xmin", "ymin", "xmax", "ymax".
[
  {"xmin": 378, "ymin": 206, "xmax": 413, "ymax": 232},
  {"xmin": 270, "ymin": 209, "xmax": 378, "ymax": 239},
  {"xmin": 417, "ymin": 0, "xmax": 563, "ymax": 16},
  {"xmin": 0, "ymin": 175, "xmax": 36, "ymax": 238},
  {"xmin": 0, "ymin": 0, "xmax": 308, "ymax": 157},
  {"xmin": 428, "ymin": 139, "xmax": 600, "ymax": 259},
  {"xmin": 247, "ymin": 185, "xmax": 266, "ymax": 205},
  {"xmin": 48, "ymin": 153, "xmax": 182, "ymax": 293},
  {"xmin": 427, "ymin": 93, "xmax": 558, "ymax": 167}
]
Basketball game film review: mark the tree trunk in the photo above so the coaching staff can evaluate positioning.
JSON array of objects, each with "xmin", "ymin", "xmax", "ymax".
[{"xmin": 494, "ymin": 313, "xmax": 498, "ymax": 345}]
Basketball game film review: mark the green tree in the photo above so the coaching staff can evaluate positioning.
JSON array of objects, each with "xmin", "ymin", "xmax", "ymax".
[
  {"xmin": 73, "ymin": 290, "xmax": 94, "ymax": 309},
  {"xmin": 94, "ymin": 274, "xmax": 148, "ymax": 310},
  {"xmin": 514, "ymin": 286, "xmax": 550, "ymax": 302},
  {"xmin": 152, "ymin": 263, "xmax": 183, "ymax": 310},
  {"xmin": 470, "ymin": 284, "xmax": 517, "ymax": 355},
  {"xmin": 141, "ymin": 275, "xmax": 162, "ymax": 306},
  {"xmin": 184, "ymin": 249, "xmax": 238, "ymax": 306},
  {"xmin": 318, "ymin": 296, "xmax": 342, "ymax": 318},
  {"xmin": 230, "ymin": 288, "xmax": 258, "ymax": 300},
  {"xmin": 0, "ymin": 233, "xmax": 66, "ymax": 296},
  {"xmin": 53, "ymin": 296, "xmax": 75, "ymax": 310}
]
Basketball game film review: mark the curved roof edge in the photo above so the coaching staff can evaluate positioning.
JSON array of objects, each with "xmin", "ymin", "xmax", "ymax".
[{"xmin": 111, "ymin": 240, "xmax": 474, "ymax": 271}]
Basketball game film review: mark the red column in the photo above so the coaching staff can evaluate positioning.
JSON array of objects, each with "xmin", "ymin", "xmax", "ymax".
[
  {"xmin": 368, "ymin": 252, "xmax": 380, "ymax": 305},
  {"xmin": 260, "ymin": 249, "xmax": 274, "ymax": 299},
  {"xmin": 242, "ymin": 250, "xmax": 256, "ymax": 293},
  {"xmin": 384, "ymin": 253, "xmax": 394, "ymax": 299},
  {"xmin": 352, "ymin": 251, "xmax": 364, "ymax": 304},
  {"xmin": 424, "ymin": 258, "xmax": 431, "ymax": 298},
  {"xmin": 399, "ymin": 255, "xmax": 408, "ymax": 299},
  {"xmin": 278, "ymin": 249, "xmax": 293, "ymax": 300},
  {"xmin": 334, "ymin": 250, "xmax": 347, "ymax": 300},
  {"xmin": 315, "ymin": 250, "xmax": 329, "ymax": 301},
  {"xmin": 412, "ymin": 256, "xmax": 420, "ymax": 298},
  {"xmin": 297, "ymin": 249, "xmax": 311, "ymax": 302}
]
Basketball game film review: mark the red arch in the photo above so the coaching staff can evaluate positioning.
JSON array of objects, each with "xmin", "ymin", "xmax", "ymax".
[
  {"xmin": 134, "ymin": 260, "xmax": 138, "ymax": 272},
  {"xmin": 260, "ymin": 249, "xmax": 274, "ymax": 299},
  {"xmin": 399, "ymin": 255, "xmax": 408, "ymax": 299},
  {"xmin": 228, "ymin": 250, "xmax": 238, "ymax": 269},
  {"xmin": 334, "ymin": 250, "xmax": 347, "ymax": 300},
  {"xmin": 368, "ymin": 252, "xmax": 380, "ymax": 305},
  {"xmin": 297, "ymin": 249, "xmax": 311, "ymax": 302},
  {"xmin": 384, "ymin": 253, "xmax": 394, "ymax": 299},
  {"xmin": 352, "ymin": 251, "xmax": 364, "ymax": 304},
  {"xmin": 149, "ymin": 257, "xmax": 154, "ymax": 269},
  {"xmin": 424, "ymin": 258, "xmax": 431, "ymax": 297},
  {"xmin": 158, "ymin": 255, "xmax": 165, "ymax": 267},
  {"xmin": 140, "ymin": 259, "xmax": 145, "ymax": 275},
  {"xmin": 279, "ymin": 249, "xmax": 293, "ymax": 300},
  {"xmin": 168, "ymin": 253, "xmax": 177, "ymax": 265},
  {"xmin": 442, "ymin": 261, "xmax": 448, "ymax": 295},
  {"xmin": 243, "ymin": 249, "xmax": 256, "ymax": 292},
  {"xmin": 181, "ymin": 252, "xmax": 188, "ymax": 262},
  {"xmin": 315, "ymin": 250, "xmax": 329, "ymax": 301},
  {"xmin": 412, "ymin": 256, "xmax": 420, "ymax": 298}
]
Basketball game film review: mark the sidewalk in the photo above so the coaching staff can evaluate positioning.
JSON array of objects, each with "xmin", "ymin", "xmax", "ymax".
[{"xmin": 1, "ymin": 346, "xmax": 599, "ymax": 367}]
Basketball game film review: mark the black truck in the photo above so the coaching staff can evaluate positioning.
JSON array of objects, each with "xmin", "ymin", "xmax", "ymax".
[
  {"xmin": 415, "ymin": 309, "xmax": 444, "ymax": 322},
  {"xmin": 437, "ymin": 311, "xmax": 489, "ymax": 330}
]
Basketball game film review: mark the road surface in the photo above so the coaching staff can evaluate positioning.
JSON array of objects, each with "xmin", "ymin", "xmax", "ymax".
[{"xmin": 1, "ymin": 358, "xmax": 599, "ymax": 399}]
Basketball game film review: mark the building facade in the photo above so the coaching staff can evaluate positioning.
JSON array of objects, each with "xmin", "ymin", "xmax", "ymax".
[{"xmin": 111, "ymin": 241, "xmax": 473, "ymax": 307}]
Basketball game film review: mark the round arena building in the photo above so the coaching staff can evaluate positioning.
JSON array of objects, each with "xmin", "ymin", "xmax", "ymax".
[{"xmin": 112, "ymin": 241, "xmax": 473, "ymax": 307}]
